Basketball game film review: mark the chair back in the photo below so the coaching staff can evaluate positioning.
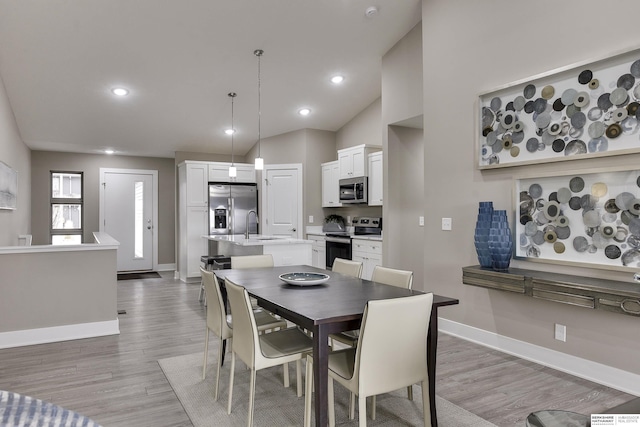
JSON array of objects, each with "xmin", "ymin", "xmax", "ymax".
[
  {"xmin": 371, "ymin": 265, "xmax": 413, "ymax": 289},
  {"xmin": 231, "ymin": 254, "xmax": 274, "ymax": 269},
  {"xmin": 225, "ymin": 278, "xmax": 260, "ymax": 368},
  {"xmin": 332, "ymin": 258, "xmax": 363, "ymax": 278},
  {"xmin": 201, "ymin": 268, "xmax": 232, "ymax": 340},
  {"xmin": 354, "ymin": 293, "xmax": 433, "ymax": 397}
]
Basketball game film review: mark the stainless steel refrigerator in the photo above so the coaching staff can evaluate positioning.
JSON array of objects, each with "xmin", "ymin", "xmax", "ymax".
[{"xmin": 208, "ymin": 183, "xmax": 259, "ymax": 236}]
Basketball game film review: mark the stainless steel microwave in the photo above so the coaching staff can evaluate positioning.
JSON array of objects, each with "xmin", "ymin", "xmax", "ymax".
[{"xmin": 339, "ymin": 177, "xmax": 368, "ymax": 204}]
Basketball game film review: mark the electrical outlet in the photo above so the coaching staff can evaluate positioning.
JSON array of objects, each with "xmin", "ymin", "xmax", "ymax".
[
  {"xmin": 309, "ymin": 215, "xmax": 314, "ymax": 223},
  {"xmin": 419, "ymin": 216, "xmax": 424, "ymax": 226},
  {"xmin": 554, "ymin": 323, "xmax": 566, "ymax": 342},
  {"xmin": 441, "ymin": 217, "xmax": 452, "ymax": 231}
]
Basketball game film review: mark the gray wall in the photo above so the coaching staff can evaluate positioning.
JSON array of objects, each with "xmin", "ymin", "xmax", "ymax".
[
  {"xmin": 422, "ymin": 0, "xmax": 640, "ymax": 374},
  {"xmin": 336, "ymin": 98, "xmax": 382, "ymax": 151},
  {"xmin": 31, "ymin": 151, "xmax": 176, "ymax": 265},
  {"xmin": 381, "ymin": 22, "xmax": 424, "ymax": 284},
  {"xmin": 0, "ymin": 73, "xmax": 31, "ymax": 246}
]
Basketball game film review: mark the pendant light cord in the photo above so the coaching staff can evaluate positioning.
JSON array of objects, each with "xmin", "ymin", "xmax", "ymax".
[
  {"xmin": 254, "ymin": 49, "xmax": 263, "ymax": 158},
  {"xmin": 228, "ymin": 92, "xmax": 236, "ymax": 166}
]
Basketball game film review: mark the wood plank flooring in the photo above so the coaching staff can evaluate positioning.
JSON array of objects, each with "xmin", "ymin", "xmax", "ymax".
[{"xmin": 0, "ymin": 273, "xmax": 635, "ymax": 426}]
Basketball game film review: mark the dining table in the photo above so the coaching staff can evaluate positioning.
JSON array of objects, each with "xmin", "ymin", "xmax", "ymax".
[{"xmin": 214, "ymin": 265, "xmax": 459, "ymax": 427}]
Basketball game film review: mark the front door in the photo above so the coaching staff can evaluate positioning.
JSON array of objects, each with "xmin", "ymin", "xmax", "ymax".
[
  {"xmin": 100, "ymin": 169, "xmax": 157, "ymax": 272},
  {"xmin": 261, "ymin": 164, "xmax": 302, "ymax": 238}
]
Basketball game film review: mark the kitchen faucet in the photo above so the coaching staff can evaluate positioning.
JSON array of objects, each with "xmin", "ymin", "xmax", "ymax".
[{"xmin": 245, "ymin": 210, "xmax": 258, "ymax": 239}]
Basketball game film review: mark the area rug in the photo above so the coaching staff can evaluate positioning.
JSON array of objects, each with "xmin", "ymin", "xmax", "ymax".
[
  {"xmin": 159, "ymin": 351, "xmax": 498, "ymax": 427},
  {"xmin": 117, "ymin": 271, "xmax": 162, "ymax": 280}
]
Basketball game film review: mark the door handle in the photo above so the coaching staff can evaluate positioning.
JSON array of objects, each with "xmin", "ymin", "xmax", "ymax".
[{"xmin": 291, "ymin": 228, "xmax": 296, "ymax": 232}]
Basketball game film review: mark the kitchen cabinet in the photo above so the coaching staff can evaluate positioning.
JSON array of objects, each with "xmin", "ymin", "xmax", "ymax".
[
  {"xmin": 337, "ymin": 144, "xmax": 381, "ymax": 179},
  {"xmin": 321, "ymin": 161, "xmax": 342, "ymax": 207},
  {"xmin": 184, "ymin": 162, "xmax": 208, "ymax": 206},
  {"xmin": 308, "ymin": 234, "xmax": 326, "ymax": 268},
  {"xmin": 368, "ymin": 151, "xmax": 383, "ymax": 206},
  {"xmin": 209, "ymin": 163, "xmax": 256, "ymax": 183},
  {"xmin": 351, "ymin": 238, "xmax": 382, "ymax": 280}
]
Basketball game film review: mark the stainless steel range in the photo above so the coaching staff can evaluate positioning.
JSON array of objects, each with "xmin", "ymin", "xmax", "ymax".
[{"xmin": 325, "ymin": 217, "xmax": 382, "ymax": 269}]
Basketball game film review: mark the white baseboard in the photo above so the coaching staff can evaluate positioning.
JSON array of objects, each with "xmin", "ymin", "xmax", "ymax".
[
  {"xmin": 439, "ymin": 318, "xmax": 640, "ymax": 396},
  {"xmin": 0, "ymin": 319, "xmax": 120, "ymax": 349},
  {"xmin": 156, "ymin": 263, "xmax": 175, "ymax": 272}
]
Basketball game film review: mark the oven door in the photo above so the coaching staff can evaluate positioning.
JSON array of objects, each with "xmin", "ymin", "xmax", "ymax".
[{"xmin": 325, "ymin": 237, "xmax": 352, "ymax": 269}]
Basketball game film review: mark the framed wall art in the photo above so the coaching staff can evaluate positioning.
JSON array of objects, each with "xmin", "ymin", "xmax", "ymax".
[
  {"xmin": 515, "ymin": 167, "xmax": 640, "ymax": 272},
  {"xmin": 478, "ymin": 46, "xmax": 640, "ymax": 169},
  {"xmin": 0, "ymin": 160, "xmax": 17, "ymax": 210}
]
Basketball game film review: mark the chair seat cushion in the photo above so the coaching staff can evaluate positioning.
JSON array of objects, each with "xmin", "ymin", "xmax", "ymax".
[
  {"xmin": 328, "ymin": 347, "xmax": 357, "ymax": 381},
  {"xmin": 260, "ymin": 327, "xmax": 313, "ymax": 358}
]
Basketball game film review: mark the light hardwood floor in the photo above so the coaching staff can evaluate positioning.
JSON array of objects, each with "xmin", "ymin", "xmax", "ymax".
[{"xmin": 0, "ymin": 273, "xmax": 634, "ymax": 426}]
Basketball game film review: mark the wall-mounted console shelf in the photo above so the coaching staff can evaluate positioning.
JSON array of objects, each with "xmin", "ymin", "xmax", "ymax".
[{"xmin": 462, "ymin": 265, "xmax": 640, "ymax": 318}]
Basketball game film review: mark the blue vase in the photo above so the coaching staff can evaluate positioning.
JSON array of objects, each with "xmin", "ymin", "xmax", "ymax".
[
  {"xmin": 488, "ymin": 210, "xmax": 513, "ymax": 271},
  {"xmin": 474, "ymin": 202, "xmax": 494, "ymax": 268}
]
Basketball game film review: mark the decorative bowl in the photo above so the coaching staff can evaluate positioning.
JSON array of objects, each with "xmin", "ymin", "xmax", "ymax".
[{"xmin": 279, "ymin": 272, "xmax": 330, "ymax": 286}]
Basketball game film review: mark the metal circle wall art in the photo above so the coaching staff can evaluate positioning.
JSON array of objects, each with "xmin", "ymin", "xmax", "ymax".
[
  {"xmin": 478, "ymin": 48, "xmax": 640, "ymax": 168},
  {"xmin": 516, "ymin": 169, "xmax": 640, "ymax": 270}
]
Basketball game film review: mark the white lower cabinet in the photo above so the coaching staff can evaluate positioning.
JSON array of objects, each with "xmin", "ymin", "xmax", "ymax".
[
  {"xmin": 183, "ymin": 206, "xmax": 208, "ymax": 281},
  {"xmin": 351, "ymin": 238, "xmax": 382, "ymax": 280},
  {"xmin": 309, "ymin": 234, "xmax": 326, "ymax": 268}
]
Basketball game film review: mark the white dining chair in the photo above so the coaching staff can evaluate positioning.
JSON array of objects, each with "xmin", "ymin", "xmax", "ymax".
[
  {"xmin": 331, "ymin": 258, "xmax": 363, "ymax": 278},
  {"xmin": 226, "ymin": 278, "xmax": 314, "ymax": 427},
  {"xmin": 231, "ymin": 254, "xmax": 274, "ymax": 269},
  {"xmin": 304, "ymin": 292, "xmax": 434, "ymax": 427},
  {"xmin": 371, "ymin": 265, "xmax": 413, "ymax": 290},
  {"xmin": 200, "ymin": 268, "xmax": 287, "ymax": 400}
]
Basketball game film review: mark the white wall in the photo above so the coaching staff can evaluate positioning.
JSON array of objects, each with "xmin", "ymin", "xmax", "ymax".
[
  {"xmin": 0, "ymin": 72, "xmax": 30, "ymax": 246},
  {"xmin": 422, "ymin": 0, "xmax": 640, "ymax": 376}
]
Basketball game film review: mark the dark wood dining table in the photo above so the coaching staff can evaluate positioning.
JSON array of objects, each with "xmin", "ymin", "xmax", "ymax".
[{"xmin": 214, "ymin": 265, "xmax": 459, "ymax": 427}]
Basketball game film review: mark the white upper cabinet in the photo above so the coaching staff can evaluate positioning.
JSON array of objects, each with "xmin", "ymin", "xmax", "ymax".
[
  {"xmin": 368, "ymin": 151, "xmax": 383, "ymax": 206},
  {"xmin": 208, "ymin": 163, "xmax": 256, "ymax": 183},
  {"xmin": 337, "ymin": 144, "xmax": 381, "ymax": 179},
  {"xmin": 321, "ymin": 161, "xmax": 342, "ymax": 208},
  {"xmin": 184, "ymin": 162, "xmax": 208, "ymax": 207}
]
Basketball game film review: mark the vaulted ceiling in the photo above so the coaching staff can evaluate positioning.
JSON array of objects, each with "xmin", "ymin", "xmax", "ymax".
[{"xmin": 0, "ymin": 0, "xmax": 421, "ymax": 158}]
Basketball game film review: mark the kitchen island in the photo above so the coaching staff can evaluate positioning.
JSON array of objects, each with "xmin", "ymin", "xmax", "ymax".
[{"xmin": 203, "ymin": 234, "xmax": 312, "ymax": 266}]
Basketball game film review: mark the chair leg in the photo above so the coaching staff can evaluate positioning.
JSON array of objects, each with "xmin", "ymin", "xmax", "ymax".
[
  {"xmin": 304, "ymin": 356, "xmax": 313, "ymax": 427},
  {"xmin": 248, "ymin": 368, "xmax": 256, "ymax": 427},
  {"xmin": 227, "ymin": 352, "xmax": 236, "ymax": 414},
  {"xmin": 349, "ymin": 392, "xmax": 356, "ymax": 419},
  {"xmin": 283, "ymin": 362, "xmax": 290, "ymax": 388},
  {"xmin": 202, "ymin": 327, "xmax": 209, "ymax": 380},
  {"xmin": 296, "ymin": 359, "xmax": 303, "ymax": 397},
  {"xmin": 198, "ymin": 279, "xmax": 204, "ymax": 302},
  {"xmin": 328, "ymin": 377, "xmax": 336, "ymax": 427},
  {"xmin": 371, "ymin": 395, "xmax": 376, "ymax": 420},
  {"xmin": 421, "ymin": 380, "xmax": 432, "ymax": 427},
  {"xmin": 407, "ymin": 384, "xmax": 413, "ymax": 400},
  {"xmin": 358, "ymin": 394, "xmax": 367, "ymax": 427},
  {"xmin": 214, "ymin": 336, "xmax": 224, "ymax": 401}
]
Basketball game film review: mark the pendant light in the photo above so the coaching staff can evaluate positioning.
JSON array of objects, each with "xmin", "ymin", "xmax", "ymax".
[
  {"xmin": 254, "ymin": 49, "xmax": 264, "ymax": 170},
  {"xmin": 228, "ymin": 92, "xmax": 237, "ymax": 178}
]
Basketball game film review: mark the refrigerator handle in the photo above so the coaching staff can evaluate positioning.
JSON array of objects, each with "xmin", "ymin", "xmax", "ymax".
[{"xmin": 228, "ymin": 197, "xmax": 233, "ymax": 234}]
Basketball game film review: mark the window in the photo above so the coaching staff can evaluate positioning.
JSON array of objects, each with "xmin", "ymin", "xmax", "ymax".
[{"xmin": 50, "ymin": 171, "xmax": 83, "ymax": 244}]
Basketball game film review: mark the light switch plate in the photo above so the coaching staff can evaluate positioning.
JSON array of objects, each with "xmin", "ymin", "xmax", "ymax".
[
  {"xmin": 419, "ymin": 216, "xmax": 424, "ymax": 226},
  {"xmin": 442, "ymin": 217, "xmax": 452, "ymax": 231},
  {"xmin": 309, "ymin": 215, "xmax": 314, "ymax": 223},
  {"xmin": 554, "ymin": 323, "xmax": 566, "ymax": 342}
]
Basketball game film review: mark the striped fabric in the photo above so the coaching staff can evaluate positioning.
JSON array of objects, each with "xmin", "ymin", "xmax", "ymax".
[{"xmin": 0, "ymin": 390, "xmax": 101, "ymax": 427}]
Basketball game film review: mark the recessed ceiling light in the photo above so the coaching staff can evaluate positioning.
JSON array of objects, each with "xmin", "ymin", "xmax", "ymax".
[
  {"xmin": 111, "ymin": 87, "xmax": 129, "ymax": 96},
  {"xmin": 225, "ymin": 128, "xmax": 235, "ymax": 135},
  {"xmin": 104, "ymin": 149, "xmax": 115, "ymax": 155},
  {"xmin": 330, "ymin": 75, "xmax": 344, "ymax": 84},
  {"xmin": 298, "ymin": 108, "xmax": 311, "ymax": 116}
]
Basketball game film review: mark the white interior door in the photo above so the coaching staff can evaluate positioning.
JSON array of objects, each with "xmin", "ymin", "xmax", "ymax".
[
  {"xmin": 100, "ymin": 169, "xmax": 158, "ymax": 272},
  {"xmin": 261, "ymin": 164, "xmax": 302, "ymax": 238}
]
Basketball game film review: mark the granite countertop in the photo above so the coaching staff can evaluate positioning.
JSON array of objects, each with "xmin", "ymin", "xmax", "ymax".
[{"xmin": 203, "ymin": 234, "xmax": 312, "ymax": 246}]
